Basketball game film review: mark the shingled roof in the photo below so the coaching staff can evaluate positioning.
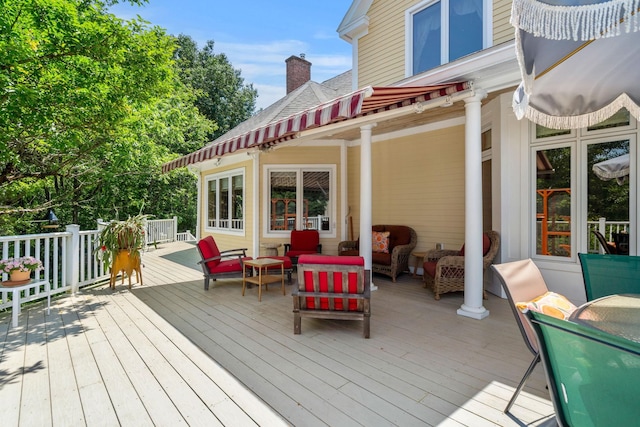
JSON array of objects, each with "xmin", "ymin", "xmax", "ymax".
[{"xmin": 206, "ymin": 70, "xmax": 353, "ymax": 149}]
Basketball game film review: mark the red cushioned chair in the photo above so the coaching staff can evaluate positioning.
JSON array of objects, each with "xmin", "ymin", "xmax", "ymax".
[
  {"xmin": 196, "ymin": 236, "xmax": 252, "ymax": 290},
  {"xmin": 292, "ymin": 255, "xmax": 371, "ymax": 338},
  {"xmin": 283, "ymin": 230, "xmax": 322, "ymax": 266}
]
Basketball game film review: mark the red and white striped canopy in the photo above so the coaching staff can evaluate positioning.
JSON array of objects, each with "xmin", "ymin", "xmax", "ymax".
[{"xmin": 162, "ymin": 82, "xmax": 470, "ymax": 173}]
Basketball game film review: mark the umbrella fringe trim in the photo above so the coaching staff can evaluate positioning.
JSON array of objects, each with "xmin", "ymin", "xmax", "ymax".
[
  {"xmin": 511, "ymin": 0, "xmax": 640, "ymax": 41},
  {"xmin": 520, "ymin": 93, "xmax": 640, "ymax": 129}
]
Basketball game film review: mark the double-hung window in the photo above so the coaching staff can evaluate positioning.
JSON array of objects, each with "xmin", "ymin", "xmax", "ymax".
[
  {"xmin": 407, "ymin": 0, "xmax": 486, "ymax": 75},
  {"xmin": 266, "ymin": 166, "xmax": 335, "ymax": 235},
  {"xmin": 206, "ymin": 168, "xmax": 244, "ymax": 232}
]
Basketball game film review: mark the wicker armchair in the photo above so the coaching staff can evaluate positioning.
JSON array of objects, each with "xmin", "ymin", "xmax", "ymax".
[
  {"xmin": 423, "ymin": 230, "xmax": 500, "ymax": 300},
  {"xmin": 338, "ymin": 225, "xmax": 417, "ymax": 282}
]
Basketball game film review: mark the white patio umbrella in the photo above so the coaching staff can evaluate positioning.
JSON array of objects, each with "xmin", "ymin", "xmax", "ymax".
[
  {"xmin": 593, "ymin": 153, "xmax": 630, "ymax": 184},
  {"xmin": 511, "ymin": 0, "xmax": 640, "ymax": 129}
]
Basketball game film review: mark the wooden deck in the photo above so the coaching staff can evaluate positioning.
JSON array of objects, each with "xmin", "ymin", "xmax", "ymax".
[{"xmin": 0, "ymin": 242, "xmax": 557, "ymax": 426}]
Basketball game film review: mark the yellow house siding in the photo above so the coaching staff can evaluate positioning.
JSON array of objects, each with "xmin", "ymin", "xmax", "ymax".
[
  {"xmin": 346, "ymin": 126, "xmax": 466, "ymax": 253},
  {"xmin": 493, "ymin": 0, "xmax": 514, "ymax": 44},
  {"xmin": 346, "ymin": 146, "xmax": 361, "ymax": 240},
  {"xmin": 359, "ymin": 0, "xmax": 513, "ymax": 86},
  {"xmin": 259, "ymin": 146, "xmax": 344, "ymax": 255},
  {"xmin": 358, "ymin": 0, "xmax": 415, "ymax": 87},
  {"xmin": 199, "ymin": 159, "xmax": 254, "ymax": 256}
]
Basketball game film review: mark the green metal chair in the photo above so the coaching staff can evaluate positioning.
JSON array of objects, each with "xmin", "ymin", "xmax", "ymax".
[
  {"xmin": 578, "ymin": 253, "xmax": 640, "ymax": 301},
  {"xmin": 526, "ymin": 310, "xmax": 640, "ymax": 426}
]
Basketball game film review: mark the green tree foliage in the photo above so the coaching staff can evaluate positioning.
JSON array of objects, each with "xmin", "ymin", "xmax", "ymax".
[
  {"xmin": 174, "ymin": 35, "xmax": 257, "ymax": 140},
  {"xmin": 0, "ymin": 0, "xmax": 255, "ymax": 235}
]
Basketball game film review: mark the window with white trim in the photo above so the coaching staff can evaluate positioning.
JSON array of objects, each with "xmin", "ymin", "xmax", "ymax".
[
  {"xmin": 408, "ymin": 0, "xmax": 485, "ymax": 75},
  {"xmin": 532, "ymin": 110, "xmax": 636, "ymax": 259},
  {"xmin": 267, "ymin": 167, "xmax": 334, "ymax": 234},
  {"xmin": 206, "ymin": 169, "xmax": 244, "ymax": 231}
]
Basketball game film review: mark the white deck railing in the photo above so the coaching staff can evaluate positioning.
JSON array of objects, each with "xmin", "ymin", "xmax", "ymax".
[{"xmin": 0, "ymin": 218, "xmax": 196, "ymax": 311}]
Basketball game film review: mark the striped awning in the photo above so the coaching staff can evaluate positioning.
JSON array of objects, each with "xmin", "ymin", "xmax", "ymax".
[{"xmin": 162, "ymin": 82, "xmax": 471, "ymax": 173}]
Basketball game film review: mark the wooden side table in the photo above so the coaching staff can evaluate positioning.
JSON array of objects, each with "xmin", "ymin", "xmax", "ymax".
[
  {"xmin": 0, "ymin": 279, "xmax": 50, "ymax": 327},
  {"xmin": 243, "ymin": 258, "xmax": 285, "ymax": 302},
  {"xmin": 411, "ymin": 251, "xmax": 427, "ymax": 278}
]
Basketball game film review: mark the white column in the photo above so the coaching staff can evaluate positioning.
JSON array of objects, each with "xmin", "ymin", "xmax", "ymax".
[
  {"xmin": 458, "ymin": 93, "xmax": 489, "ymax": 320},
  {"xmin": 359, "ymin": 124, "xmax": 376, "ymax": 289},
  {"xmin": 172, "ymin": 216, "xmax": 178, "ymax": 241},
  {"xmin": 66, "ymin": 224, "xmax": 80, "ymax": 295},
  {"xmin": 195, "ymin": 172, "xmax": 202, "ymax": 240},
  {"xmin": 252, "ymin": 152, "xmax": 260, "ymax": 258}
]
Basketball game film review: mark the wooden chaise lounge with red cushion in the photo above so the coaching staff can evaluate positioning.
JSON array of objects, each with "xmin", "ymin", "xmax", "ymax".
[{"xmin": 292, "ymin": 255, "xmax": 371, "ymax": 338}]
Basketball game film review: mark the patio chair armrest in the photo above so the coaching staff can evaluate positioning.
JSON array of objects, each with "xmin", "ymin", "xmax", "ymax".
[
  {"xmin": 283, "ymin": 243, "xmax": 291, "ymax": 253},
  {"xmin": 197, "ymin": 255, "xmax": 222, "ymax": 265},
  {"xmin": 391, "ymin": 242, "xmax": 415, "ymax": 259},
  {"xmin": 338, "ymin": 240, "xmax": 358, "ymax": 252},
  {"xmin": 219, "ymin": 248, "xmax": 248, "ymax": 258},
  {"xmin": 425, "ymin": 249, "xmax": 459, "ymax": 262}
]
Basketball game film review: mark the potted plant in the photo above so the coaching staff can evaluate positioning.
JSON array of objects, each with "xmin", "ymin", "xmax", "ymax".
[
  {"xmin": 0, "ymin": 256, "xmax": 44, "ymax": 284},
  {"xmin": 96, "ymin": 214, "xmax": 149, "ymax": 270}
]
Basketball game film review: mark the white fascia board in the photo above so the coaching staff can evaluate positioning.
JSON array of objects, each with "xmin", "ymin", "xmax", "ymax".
[
  {"xmin": 397, "ymin": 41, "xmax": 520, "ymax": 93},
  {"xmin": 338, "ymin": 15, "xmax": 370, "ymax": 42},
  {"xmin": 337, "ymin": 0, "xmax": 373, "ymax": 40},
  {"xmin": 188, "ymin": 150, "xmax": 248, "ymax": 174}
]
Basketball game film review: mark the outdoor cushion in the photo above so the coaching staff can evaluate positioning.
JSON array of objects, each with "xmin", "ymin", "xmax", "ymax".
[
  {"xmin": 372, "ymin": 231, "xmax": 390, "ymax": 253},
  {"xmin": 371, "ymin": 252, "xmax": 392, "ymax": 266},
  {"xmin": 212, "ymin": 257, "xmax": 252, "ymax": 273},
  {"xmin": 383, "ymin": 225, "xmax": 412, "ymax": 251},
  {"xmin": 423, "ymin": 261, "xmax": 437, "ymax": 278},
  {"xmin": 299, "ymin": 254, "xmax": 364, "ymax": 266},
  {"xmin": 459, "ymin": 233, "xmax": 491, "ymax": 256},
  {"xmin": 197, "ymin": 236, "xmax": 221, "ymax": 269},
  {"xmin": 517, "ymin": 291, "xmax": 577, "ymax": 320},
  {"xmin": 289, "ymin": 230, "xmax": 320, "ymax": 251},
  {"xmin": 257, "ymin": 256, "xmax": 293, "ymax": 269}
]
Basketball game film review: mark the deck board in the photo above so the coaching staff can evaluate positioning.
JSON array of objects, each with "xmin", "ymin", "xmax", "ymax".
[{"xmin": 0, "ymin": 242, "xmax": 557, "ymax": 426}]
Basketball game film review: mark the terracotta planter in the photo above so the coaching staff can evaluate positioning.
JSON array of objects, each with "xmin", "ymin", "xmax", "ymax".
[
  {"xmin": 3, "ymin": 269, "xmax": 32, "ymax": 286},
  {"xmin": 10, "ymin": 270, "xmax": 31, "ymax": 282}
]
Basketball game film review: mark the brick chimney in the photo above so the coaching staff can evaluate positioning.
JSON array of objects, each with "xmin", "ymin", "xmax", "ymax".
[{"xmin": 286, "ymin": 54, "xmax": 311, "ymax": 94}]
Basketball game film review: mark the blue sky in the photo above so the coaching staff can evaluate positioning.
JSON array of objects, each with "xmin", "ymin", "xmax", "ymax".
[{"xmin": 110, "ymin": 0, "xmax": 353, "ymax": 110}]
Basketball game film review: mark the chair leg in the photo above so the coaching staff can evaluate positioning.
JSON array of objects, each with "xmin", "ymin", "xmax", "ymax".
[
  {"xmin": 204, "ymin": 276, "xmax": 210, "ymax": 290},
  {"xmin": 294, "ymin": 312, "xmax": 301, "ymax": 334},
  {"xmin": 504, "ymin": 353, "xmax": 540, "ymax": 413}
]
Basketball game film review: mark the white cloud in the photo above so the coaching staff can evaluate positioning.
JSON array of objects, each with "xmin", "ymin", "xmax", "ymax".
[{"xmin": 253, "ymin": 84, "xmax": 286, "ymax": 111}]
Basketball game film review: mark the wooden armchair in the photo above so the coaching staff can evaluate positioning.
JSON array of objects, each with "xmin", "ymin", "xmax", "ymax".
[
  {"xmin": 423, "ymin": 230, "xmax": 500, "ymax": 300},
  {"xmin": 196, "ymin": 236, "xmax": 252, "ymax": 290},
  {"xmin": 293, "ymin": 255, "xmax": 371, "ymax": 338}
]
